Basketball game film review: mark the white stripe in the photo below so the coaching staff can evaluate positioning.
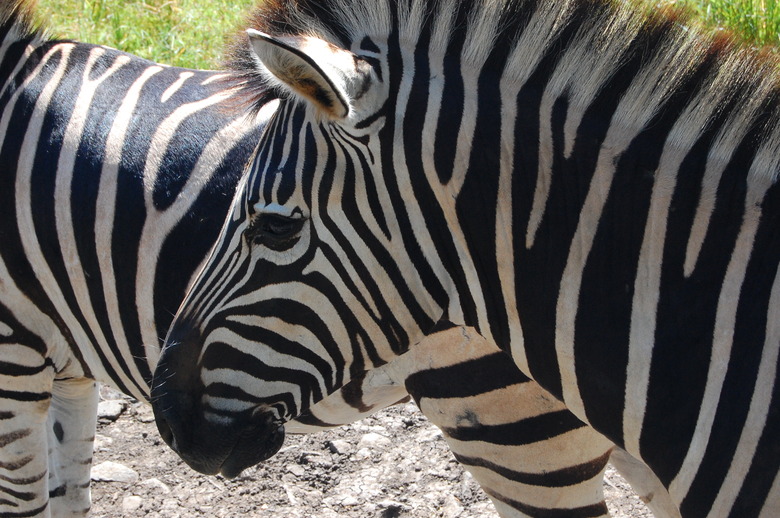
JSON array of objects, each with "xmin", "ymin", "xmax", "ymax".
[
  {"xmin": 555, "ymin": 30, "xmax": 703, "ymax": 422},
  {"xmin": 160, "ymin": 71, "xmax": 194, "ymax": 103},
  {"xmin": 136, "ymin": 89, "xmax": 251, "ymax": 366},
  {"xmin": 709, "ymin": 264, "xmax": 780, "ymax": 516},
  {"xmin": 14, "ymin": 43, "xmax": 92, "ymax": 377},
  {"xmin": 669, "ymin": 174, "xmax": 771, "ymax": 502},
  {"xmin": 497, "ymin": 76, "xmax": 529, "ymax": 375},
  {"xmin": 622, "ymin": 70, "xmax": 725, "ymax": 457},
  {"xmin": 54, "ymin": 48, "xmax": 139, "ymax": 391},
  {"xmin": 95, "ymin": 65, "xmax": 164, "ymax": 392}
]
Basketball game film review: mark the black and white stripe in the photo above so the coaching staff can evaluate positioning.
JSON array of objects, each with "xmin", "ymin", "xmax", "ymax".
[
  {"xmin": 0, "ymin": 2, "xmax": 654, "ymax": 517},
  {"xmin": 153, "ymin": 0, "xmax": 780, "ymax": 516},
  {"xmin": 0, "ymin": 1, "xmax": 270, "ymax": 515}
]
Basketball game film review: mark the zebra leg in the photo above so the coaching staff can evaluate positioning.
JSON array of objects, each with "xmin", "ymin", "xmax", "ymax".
[
  {"xmin": 609, "ymin": 447, "xmax": 680, "ymax": 518},
  {"xmin": 392, "ymin": 329, "xmax": 615, "ymax": 518},
  {"xmin": 46, "ymin": 378, "xmax": 98, "ymax": 517},
  {"xmin": 415, "ymin": 377, "xmax": 613, "ymax": 518},
  {"xmin": 286, "ymin": 368, "xmax": 409, "ymax": 433},
  {"xmin": 0, "ymin": 374, "xmax": 53, "ymax": 517}
]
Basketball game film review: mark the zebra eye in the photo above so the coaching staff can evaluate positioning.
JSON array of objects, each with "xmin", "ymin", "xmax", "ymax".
[{"xmin": 246, "ymin": 213, "xmax": 305, "ymax": 251}]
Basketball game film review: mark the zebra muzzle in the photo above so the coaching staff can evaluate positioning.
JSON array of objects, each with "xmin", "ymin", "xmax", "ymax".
[{"xmin": 152, "ymin": 389, "xmax": 286, "ymax": 477}]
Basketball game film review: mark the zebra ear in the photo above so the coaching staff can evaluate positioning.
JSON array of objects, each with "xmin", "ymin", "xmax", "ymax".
[{"xmin": 247, "ymin": 29, "xmax": 372, "ymax": 120}]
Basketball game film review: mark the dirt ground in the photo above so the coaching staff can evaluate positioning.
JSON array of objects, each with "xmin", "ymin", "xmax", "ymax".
[{"xmin": 89, "ymin": 390, "xmax": 653, "ymax": 518}]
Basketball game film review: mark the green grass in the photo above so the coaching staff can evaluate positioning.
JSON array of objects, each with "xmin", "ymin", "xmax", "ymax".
[
  {"xmin": 35, "ymin": 0, "xmax": 256, "ymax": 69},
  {"xmin": 659, "ymin": 1, "xmax": 780, "ymax": 48},
  {"xmin": 34, "ymin": 0, "xmax": 780, "ymax": 70}
]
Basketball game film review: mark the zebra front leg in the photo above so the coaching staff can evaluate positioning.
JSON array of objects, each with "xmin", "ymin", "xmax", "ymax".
[
  {"xmin": 0, "ymin": 367, "xmax": 54, "ymax": 517},
  {"xmin": 46, "ymin": 378, "xmax": 98, "ymax": 517},
  {"xmin": 393, "ymin": 328, "xmax": 615, "ymax": 518},
  {"xmin": 412, "ymin": 373, "xmax": 614, "ymax": 518},
  {"xmin": 609, "ymin": 447, "xmax": 680, "ymax": 518}
]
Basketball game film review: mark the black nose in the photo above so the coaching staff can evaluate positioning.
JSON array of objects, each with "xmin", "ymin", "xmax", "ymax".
[
  {"xmin": 151, "ymin": 385, "xmax": 196, "ymax": 455},
  {"xmin": 151, "ymin": 323, "xmax": 201, "ymax": 454},
  {"xmin": 152, "ymin": 384, "xmax": 286, "ymax": 477},
  {"xmin": 151, "ymin": 323, "xmax": 286, "ymax": 477}
]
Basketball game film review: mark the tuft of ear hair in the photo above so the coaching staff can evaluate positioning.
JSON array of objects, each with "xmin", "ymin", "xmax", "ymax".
[{"xmin": 247, "ymin": 29, "xmax": 372, "ymax": 120}]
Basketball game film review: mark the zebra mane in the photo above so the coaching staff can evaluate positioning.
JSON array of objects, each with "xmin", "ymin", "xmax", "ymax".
[
  {"xmin": 0, "ymin": 0, "xmax": 44, "ymax": 43},
  {"xmin": 226, "ymin": 0, "xmax": 780, "ymax": 182}
]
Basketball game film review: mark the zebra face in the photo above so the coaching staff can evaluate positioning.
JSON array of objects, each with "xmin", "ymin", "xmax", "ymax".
[{"xmin": 152, "ymin": 30, "xmax": 448, "ymax": 477}]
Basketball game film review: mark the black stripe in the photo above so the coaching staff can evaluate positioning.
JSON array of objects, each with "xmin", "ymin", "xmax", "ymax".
[
  {"xmin": 0, "ymin": 390, "xmax": 48, "ymax": 403},
  {"xmin": 0, "ymin": 430, "xmax": 31, "ymax": 448},
  {"xmin": 405, "ymin": 352, "xmax": 529, "ymax": 399},
  {"xmin": 483, "ymin": 486, "xmax": 608, "ymax": 518},
  {"xmin": 454, "ymin": 449, "xmax": 610, "ymax": 487},
  {"xmin": 641, "ymin": 100, "xmax": 764, "ymax": 485},
  {"xmin": 442, "ymin": 410, "xmax": 586, "ymax": 446}
]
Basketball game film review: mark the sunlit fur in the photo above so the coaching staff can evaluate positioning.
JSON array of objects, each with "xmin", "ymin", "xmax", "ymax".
[
  {"xmin": 160, "ymin": 0, "xmax": 780, "ymax": 516},
  {"xmin": 0, "ymin": 2, "xmax": 659, "ymax": 517},
  {"xmin": 0, "ymin": 0, "xmax": 266, "ymax": 514}
]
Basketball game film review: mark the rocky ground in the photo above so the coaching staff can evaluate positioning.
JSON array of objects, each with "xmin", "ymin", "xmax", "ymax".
[{"xmin": 89, "ymin": 388, "xmax": 653, "ymax": 518}]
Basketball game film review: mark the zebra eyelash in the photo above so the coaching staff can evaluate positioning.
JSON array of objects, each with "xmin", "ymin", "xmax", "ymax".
[{"xmin": 244, "ymin": 212, "xmax": 306, "ymax": 252}]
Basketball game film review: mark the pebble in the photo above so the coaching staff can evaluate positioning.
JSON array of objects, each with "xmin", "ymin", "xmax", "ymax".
[
  {"xmin": 135, "ymin": 405, "xmax": 156, "ymax": 423},
  {"xmin": 441, "ymin": 494, "xmax": 464, "ymax": 518},
  {"xmin": 354, "ymin": 448, "xmax": 372, "ymax": 460},
  {"xmin": 122, "ymin": 495, "xmax": 143, "ymax": 513},
  {"xmin": 341, "ymin": 496, "xmax": 359, "ymax": 506},
  {"xmin": 140, "ymin": 478, "xmax": 171, "ymax": 494},
  {"xmin": 327, "ymin": 439, "xmax": 352, "ymax": 454},
  {"xmin": 357, "ymin": 432, "xmax": 391, "ymax": 449},
  {"xmin": 97, "ymin": 400, "xmax": 126, "ymax": 421},
  {"xmin": 288, "ymin": 464, "xmax": 306, "ymax": 477},
  {"xmin": 91, "ymin": 461, "xmax": 139, "ymax": 484},
  {"xmin": 93, "ymin": 434, "xmax": 113, "ymax": 452}
]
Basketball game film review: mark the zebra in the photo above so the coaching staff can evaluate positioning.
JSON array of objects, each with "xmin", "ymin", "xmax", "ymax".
[
  {"xmin": 292, "ymin": 324, "xmax": 677, "ymax": 518},
  {"xmin": 0, "ymin": 0, "xmax": 271, "ymax": 514},
  {"xmin": 150, "ymin": 0, "xmax": 780, "ymax": 516},
  {"xmin": 0, "ymin": 1, "xmax": 667, "ymax": 517}
]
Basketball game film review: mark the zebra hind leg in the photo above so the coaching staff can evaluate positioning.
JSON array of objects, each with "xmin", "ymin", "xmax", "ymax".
[{"xmin": 46, "ymin": 378, "xmax": 98, "ymax": 517}]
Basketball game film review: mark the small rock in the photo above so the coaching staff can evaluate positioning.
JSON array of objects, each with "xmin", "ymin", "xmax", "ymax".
[
  {"xmin": 440, "ymin": 494, "xmax": 464, "ymax": 517},
  {"xmin": 93, "ymin": 434, "xmax": 113, "ymax": 452},
  {"xmin": 288, "ymin": 464, "xmax": 306, "ymax": 477},
  {"xmin": 91, "ymin": 461, "xmax": 139, "ymax": 484},
  {"xmin": 354, "ymin": 448, "xmax": 372, "ymax": 460},
  {"xmin": 341, "ymin": 496, "xmax": 359, "ymax": 506},
  {"xmin": 357, "ymin": 432, "xmax": 391, "ymax": 449},
  {"xmin": 327, "ymin": 439, "xmax": 352, "ymax": 454},
  {"xmin": 140, "ymin": 478, "xmax": 171, "ymax": 494},
  {"xmin": 417, "ymin": 427, "xmax": 443, "ymax": 442},
  {"xmin": 98, "ymin": 384, "xmax": 125, "ymax": 401},
  {"xmin": 122, "ymin": 495, "xmax": 143, "ymax": 513},
  {"xmin": 97, "ymin": 400, "xmax": 125, "ymax": 421},
  {"xmin": 135, "ymin": 405, "xmax": 156, "ymax": 423}
]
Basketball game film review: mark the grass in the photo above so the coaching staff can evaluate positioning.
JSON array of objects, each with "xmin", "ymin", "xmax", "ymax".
[
  {"xmin": 34, "ymin": 0, "xmax": 780, "ymax": 70},
  {"xmin": 35, "ymin": 0, "xmax": 256, "ymax": 69},
  {"xmin": 665, "ymin": 0, "xmax": 780, "ymax": 48}
]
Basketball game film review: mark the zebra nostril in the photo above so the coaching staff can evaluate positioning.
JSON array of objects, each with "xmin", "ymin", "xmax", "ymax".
[{"xmin": 154, "ymin": 412, "xmax": 175, "ymax": 450}]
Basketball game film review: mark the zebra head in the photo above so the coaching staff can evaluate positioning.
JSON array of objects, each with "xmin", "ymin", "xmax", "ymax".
[{"xmin": 151, "ymin": 20, "xmax": 456, "ymax": 477}]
